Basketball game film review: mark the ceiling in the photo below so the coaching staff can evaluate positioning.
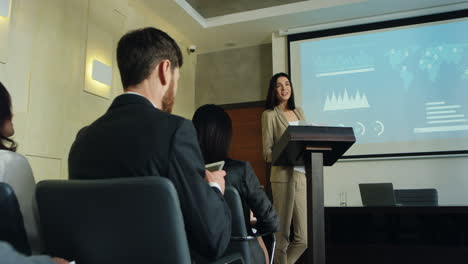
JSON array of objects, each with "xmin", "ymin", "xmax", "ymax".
[
  {"xmin": 185, "ymin": 0, "xmax": 307, "ymax": 18},
  {"xmin": 141, "ymin": 0, "xmax": 468, "ymax": 54}
]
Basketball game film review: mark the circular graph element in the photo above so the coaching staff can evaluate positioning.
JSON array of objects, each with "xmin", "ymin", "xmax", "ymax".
[
  {"xmin": 354, "ymin": 122, "xmax": 366, "ymax": 136},
  {"xmin": 373, "ymin": 121, "xmax": 385, "ymax": 136}
]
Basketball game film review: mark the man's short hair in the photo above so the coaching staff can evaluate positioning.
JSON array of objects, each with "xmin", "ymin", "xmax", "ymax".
[{"xmin": 117, "ymin": 27, "xmax": 183, "ymax": 89}]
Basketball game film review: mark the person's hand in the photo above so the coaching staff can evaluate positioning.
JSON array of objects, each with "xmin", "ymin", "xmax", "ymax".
[
  {"xmin": 250, "ymin": 210, "xmax": 257, "ymax": 225},
  {"xmin": 51, "ymin": 257, "xmax": 69, "ymax": 264},
  {"xmin": 205, "ymin": 169, "xmax": 226, "ymax": 194}
]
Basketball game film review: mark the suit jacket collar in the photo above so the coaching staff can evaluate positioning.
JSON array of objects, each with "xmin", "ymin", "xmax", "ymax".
[
  {"xmin": 274, "ymin": 105, "xmax": 303, "ymax": 127},
  {"xmin": 295, "ymin": 108, "xmax": 304, "ymax": 121},
  {"xmin": 274, "ymin": 106, "xmax": 289, "ymax": 128},
  {"xmin": 109, "ymin": 93, "xmax": 156, "ymax": 111}
]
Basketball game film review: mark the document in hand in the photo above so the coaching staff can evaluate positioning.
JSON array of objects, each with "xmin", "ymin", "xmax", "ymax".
[{"xmin": 205, "ymin": 161, "xmax": 225, "ymax": 172}]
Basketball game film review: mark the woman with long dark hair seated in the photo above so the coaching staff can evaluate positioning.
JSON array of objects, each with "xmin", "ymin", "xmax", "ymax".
[
  {"xmin": 192, "ymin": 104, "xmax": 279, "ymax": 264},
  {"xmin": 0, "ymin": 82, "xmax": 42, "ymax": 254}
]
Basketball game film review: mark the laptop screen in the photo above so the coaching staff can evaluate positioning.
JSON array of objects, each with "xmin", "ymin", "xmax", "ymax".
[{"xmin": 359, "ymin": 183, "xmax": 396, "ymax": 206}]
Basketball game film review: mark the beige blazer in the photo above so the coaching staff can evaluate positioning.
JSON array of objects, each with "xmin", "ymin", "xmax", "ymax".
[{"xmin": 261, "ymin": 106, "xmax": 306, "ymax": 182}]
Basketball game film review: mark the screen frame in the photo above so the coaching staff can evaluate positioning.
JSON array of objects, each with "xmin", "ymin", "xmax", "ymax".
[{"xmin": 287, "ymin": 9, "xmax": 468, "ymax": 159}]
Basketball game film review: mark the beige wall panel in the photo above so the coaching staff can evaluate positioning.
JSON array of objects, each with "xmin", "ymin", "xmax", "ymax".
[
  {"xmin": 173, "ymin": 46, "xmax": 196, "ymax": 119},
  {"xmin": 83, "ymin": 24, "xmax": 113, "ymax": 99},
  {"xmin": 112, "ymin": 0, "xmax": 130, "ymax": 17},
  {"xmin": 79, "ymin": 92, "xmax": 111, "ymax": 124},
  {"xmin": 25, "ymin": 0, "xmax": 87, "ymax": 158},
  {"xmin": 111, "ymin": 10, "xmax": 125, "ymax": 95},
  {"xmin": 26, "ymin": 155, "xmax": 62, "ymax": 182},
  {"xmin": 111, "ymin": 18, "xmax": 124, "ymax": 96},
  {"xmin": 129, "ymin": 1, "xmax": 190, "ymax": 44},
  {"xmin": 83, "ymin": 0, "xmax": 125, "ymax": 99},
  {"xmin": 4, "ymin": 0, "xmax": 39, "ymax": 113},
  {"xmin": 0, "ymin": 61, "xmax": 4, "ymax": 80},
  {"xmin": 271, "ymin": 32, "xmax": 288, "ymax": 74},
  {"xmin": 123, "ymin": 8, "xmax": 145, "ymax": 32}
]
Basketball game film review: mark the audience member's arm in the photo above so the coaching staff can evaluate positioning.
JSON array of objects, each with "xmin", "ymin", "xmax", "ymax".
[
  {"xmin": 167, "ymin": 119, "xmax": 231, "ymax": 259},
  {"xmin": 0, "ymin": 241, "xmax": 68, "ymax": 264},
  {"xmin": 205, "ymin": 169, "xmax": 226, "ymax": 194},
  {"xmin": 244, "ymin": 162, "xmax": 279, "ymax": 234}
]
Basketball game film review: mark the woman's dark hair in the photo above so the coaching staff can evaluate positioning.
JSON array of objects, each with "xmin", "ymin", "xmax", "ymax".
[
  {"xmin": 265, "ymin": 72, "xmax": 296, "ymax": 110},
  {"xmin": 192, "ymin": 104, "xmax": 232, "ymax": 164},
  {"xmin": 0, "ymin": 82, "xmax": 17, "ymax": 151}
]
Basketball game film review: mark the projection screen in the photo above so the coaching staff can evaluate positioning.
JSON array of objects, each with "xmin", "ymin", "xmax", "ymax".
[{"xmin": 289, "ymin": 10, "xmax": 468, "ymax": 158}]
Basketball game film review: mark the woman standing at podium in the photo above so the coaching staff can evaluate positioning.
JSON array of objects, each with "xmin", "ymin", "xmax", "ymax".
[{"xmin": 261, "ymin": 72, "xmax": 307, "ymax": 264}]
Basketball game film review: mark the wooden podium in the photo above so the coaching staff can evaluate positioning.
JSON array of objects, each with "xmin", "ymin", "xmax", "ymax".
[{"xmin": 271, "ymin": 126, "xmax": 355, "ymax": 264}]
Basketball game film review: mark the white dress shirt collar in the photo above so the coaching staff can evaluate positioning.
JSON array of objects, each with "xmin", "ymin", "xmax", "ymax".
[{"xmin": 124, "ymin": 91, "xmax": 158, "ymax": 109}]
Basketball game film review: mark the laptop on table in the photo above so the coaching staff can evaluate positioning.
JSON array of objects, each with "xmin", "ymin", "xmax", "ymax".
[{"xmin": 359, "ymin": 183, "xmax": 397, "ymax": 206}]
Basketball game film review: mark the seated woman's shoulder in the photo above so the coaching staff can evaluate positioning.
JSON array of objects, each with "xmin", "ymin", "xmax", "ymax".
[
  {"xmin": 225, "ymin": 160, "xmax": 257, "ymax": 178},
  {"xmin": 0, "ymin": 150, "xmax": 32, "ymax": 175},
  {"xmin": 0, "ymin": 150, "xmax": 29, "ymax": 164},
  {"xmin": 224, "ymin": 159, "xmax": 247, "ymax": 170}
]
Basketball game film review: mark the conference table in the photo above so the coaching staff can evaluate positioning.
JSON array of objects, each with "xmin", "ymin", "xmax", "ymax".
[{"xmin": 324, "ymin": 206, "xmax": 468, "ymax": 264}]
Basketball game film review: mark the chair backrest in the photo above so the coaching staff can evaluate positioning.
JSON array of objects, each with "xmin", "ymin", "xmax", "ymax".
[
  {"xmin": 36, "ymin": 177, "xmax": 191, "ymax": 264},
  {"xmin": 394, "ymin": 188, "xmax": 438, "ymax": 206},
  {"xmin": 224, "ymin": 186, "xmax": 253, "ymax": 264},
  {"xmin": 0, "ymin": 182, "xmax": 31, "ymax": 255},
  {"xmin": 359, "ymin": 183, "xmax": 396, "ymax": 206}
]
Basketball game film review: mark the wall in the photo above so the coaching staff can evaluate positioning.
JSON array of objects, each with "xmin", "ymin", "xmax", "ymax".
[
  {"xmin": 0, "ymin": 0, "xmax": 197, "ymax": 182},
  {"xmin": 272, "ymin": 32, "xmax": 468, "ymax": 206},
  {"xmin": 195, "ymin": 44, "xmax": 272, "ymax": 107},
  {"xmin": 272, "ymin": 32, "xmax": 288, "ymax": 75}
]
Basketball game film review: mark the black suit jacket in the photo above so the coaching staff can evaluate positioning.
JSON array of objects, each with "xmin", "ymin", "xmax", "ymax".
[
  {"xmin": 68, "ymin": 94, "xmax": 231, "ymax": 259},
  {"xmin": 223, "ymin": 159, "xmax": 279, "ymax": 235}
]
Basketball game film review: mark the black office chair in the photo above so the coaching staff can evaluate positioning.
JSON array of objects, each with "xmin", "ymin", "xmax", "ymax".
[
  {"xmin": 36, "ymin": 177, "xmax": 242, "ymax": 264},
  {"xmin": 393, "ymin": 188, "xmax": 439, "ymax": 244},
  {"xmin": 223, "ymin": 186, "xmax": 276, "ymax": 264},
  {"xmin": 0, "ymin": 182, "xmax": 31, "ymax": 256},
  {"xmin": 394, "ymin": 188, "xmax": 438, "ymax": 206}
]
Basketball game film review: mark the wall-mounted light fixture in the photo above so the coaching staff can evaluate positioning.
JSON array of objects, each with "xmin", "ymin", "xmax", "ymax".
[
  {"xmin": 0, "ymin": 0, "xmax": 10, "ymax": 18},
  {"xmin": 91, "ymin": 59, "xmax": 112, "ymax": 86}
]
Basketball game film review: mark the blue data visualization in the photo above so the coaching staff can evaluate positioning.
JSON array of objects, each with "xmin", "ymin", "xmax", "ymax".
[{"xmin": 298, "ymin": 20, "xmax": 468, "ymax": 148}]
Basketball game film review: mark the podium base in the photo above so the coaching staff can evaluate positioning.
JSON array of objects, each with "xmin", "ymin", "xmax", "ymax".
[{"xmin": 304, "ymin": 151, "xmax": 325, "ymax": 264}]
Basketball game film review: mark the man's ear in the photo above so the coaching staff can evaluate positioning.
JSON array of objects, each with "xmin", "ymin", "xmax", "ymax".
[{"xmin": 158, "ymin": 60, "xmax": 171, "ymax": 86}]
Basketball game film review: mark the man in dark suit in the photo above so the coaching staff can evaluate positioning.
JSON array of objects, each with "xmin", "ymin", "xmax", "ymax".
[{"xmin": 68, "ymin": 27, "xmax": 231, "ymax": 260}]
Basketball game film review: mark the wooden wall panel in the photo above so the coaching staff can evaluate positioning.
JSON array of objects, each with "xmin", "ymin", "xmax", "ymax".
[{"xmin": 226, "ymin": 105, "xmax": 267, "ymax": 186}]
